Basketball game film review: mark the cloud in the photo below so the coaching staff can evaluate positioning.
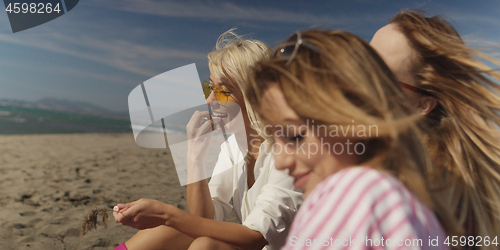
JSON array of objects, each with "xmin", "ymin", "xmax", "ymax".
[
  {"xmin": 423, "ymin": 10, "xmax": 500, "ymax": 44},
  {"xmin": 0, "ymin": 28, "xmax": 208, "ymax": 78},
  {"xmin": 0, "ymin": 1, "xmax": 211, "ymax": 78},
  {"xmin": 0, "ymin": 0, "xmax": 390, "ymax": 79},
  {"xmin": 87, "ymin": 0, "xmax": 356, "ymax": 26}
]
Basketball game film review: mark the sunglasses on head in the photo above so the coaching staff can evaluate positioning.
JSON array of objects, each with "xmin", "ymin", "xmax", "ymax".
[
  {"xmin": 276, "ymin": 32, "xmax": 431, "ymax": 97},
  {"xmin": 398, "ymin": 82, "xmax": 431, "ymax": 96},
  {"xmin": 202, "ymin": 81, "xmax": 236, "ymax": 105},
  {"xmin": 275, "ymin": 31, "xmax": 322, "ymax": 66}
]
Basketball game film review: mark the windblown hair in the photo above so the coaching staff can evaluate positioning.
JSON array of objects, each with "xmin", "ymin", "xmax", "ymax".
[
  {"xmin": 245, "ymin": 29, "xmax": 460, "ymax": 236},
  {"xmin": 208, "ymin": 29, "xmax": 272, "ymax": 169},
  {"xmin": 391, "ymin": 10, "xmax": 500, "ymax": 241}
]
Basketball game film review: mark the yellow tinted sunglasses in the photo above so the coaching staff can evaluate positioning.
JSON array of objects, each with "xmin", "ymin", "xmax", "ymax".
[{"xmin": 202, "ymin": 81, "xmax": 236, "ymax": 105}]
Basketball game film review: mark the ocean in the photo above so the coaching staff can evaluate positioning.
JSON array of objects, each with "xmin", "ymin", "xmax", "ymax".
[{"xmin": 0, "ymin": 105, "xmax": 132, "ymax": 134}]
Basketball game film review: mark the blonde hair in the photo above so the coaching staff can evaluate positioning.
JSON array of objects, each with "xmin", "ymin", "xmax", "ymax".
[
  {"xmin": 208, "ymin": 29, "xmax": 272, "ymax": 169},
  {"xmin": 208, "ymin": 29, "xmax": 272, "ymax": 136},
  {"xmin": 246, "ymin": 29, "xmax": 460, "ymax": 236},
  {"xmin": 391, "ymin": 10, "xmax": 500, "ymax": 241}
]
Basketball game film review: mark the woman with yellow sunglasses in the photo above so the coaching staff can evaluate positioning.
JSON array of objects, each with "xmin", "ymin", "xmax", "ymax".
[{"xmin": 112, "ymin": 29, "xmax": 302, "ymax": 250}]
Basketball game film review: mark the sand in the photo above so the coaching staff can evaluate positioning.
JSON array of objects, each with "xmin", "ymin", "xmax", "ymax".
[{"xmin": 0, "ymin": 133, "xmax": 205, "ymax": 249}]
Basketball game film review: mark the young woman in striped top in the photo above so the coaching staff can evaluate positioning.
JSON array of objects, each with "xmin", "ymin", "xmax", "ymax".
[{"xmin": 245, "ymin": 30, "xmax": 460, "ymax": 249}]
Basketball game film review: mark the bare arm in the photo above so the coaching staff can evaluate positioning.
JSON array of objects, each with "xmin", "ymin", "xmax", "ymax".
[
  {"xmin": 186, "ymin": 160, "xmax": 214, "ymax": 219},
  {"xmin": 185, "ymin": 110, "xmax": 217, "ymax": 219},
  {"xmin": 113, "ymin": 199, "xmax": 267, "ymax": 250}
]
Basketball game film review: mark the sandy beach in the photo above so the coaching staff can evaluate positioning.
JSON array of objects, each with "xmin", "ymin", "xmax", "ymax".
[{"xmin": 0, "ymin": 133, "xmax": 216, "ymax": 250}]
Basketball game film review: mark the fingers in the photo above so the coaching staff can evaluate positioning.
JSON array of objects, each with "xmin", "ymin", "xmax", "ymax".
[
  {"xmin": 187, "ymin": 111, "xmax": 214, "ymax": 138},
  {"xmin": 198, "ymin": 116, "xmax": 216, "ymax": 134},
  {"xmin": 113, "ymin": 208, "xmax": 128, "ymax": 223},
  {"xmin": 188, "ymin": 111, "xmax": 211, "ymax": 125},
  {"xmin": 114, "ymin": 203, "xmax": 126, "ymax": 211},
  {"xmin": 113, "ymin": 200, "xmax": 140, "ymax": 223}
]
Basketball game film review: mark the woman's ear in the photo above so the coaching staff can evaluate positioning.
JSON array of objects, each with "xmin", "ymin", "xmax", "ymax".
[{"xmin": 418, "ymin": 96, "xmax": 438, "ymax": 115}]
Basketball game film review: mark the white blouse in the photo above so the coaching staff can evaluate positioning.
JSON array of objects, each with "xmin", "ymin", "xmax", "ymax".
[{"xmin": 208, "ymin": 135, "xmax": 303, "ymax": 250}]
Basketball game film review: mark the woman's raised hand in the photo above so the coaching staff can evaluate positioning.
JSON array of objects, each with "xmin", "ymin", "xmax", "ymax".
[{"xmin": 186, "ymin": 110, "xmax": 218, "ymax": 163}]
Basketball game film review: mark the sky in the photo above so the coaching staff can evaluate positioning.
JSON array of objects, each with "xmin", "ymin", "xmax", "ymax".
[{"xmin": 1, "ymin": 0, "xmax": 500, "ymax": 112}]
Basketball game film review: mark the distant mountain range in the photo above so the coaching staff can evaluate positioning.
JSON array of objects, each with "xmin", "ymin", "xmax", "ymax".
[{"xmin": 0, "ymin": 98, "xmax": 128, "ymax": 118}]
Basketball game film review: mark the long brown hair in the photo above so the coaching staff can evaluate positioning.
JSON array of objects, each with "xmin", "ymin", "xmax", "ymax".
[
  {"xmin": 246, "ymin": 29, "xmax": 460, "ymax": 236},
  {"xmin": 391, "ymin": 10, "xmax": 500, "ymax": 241}
]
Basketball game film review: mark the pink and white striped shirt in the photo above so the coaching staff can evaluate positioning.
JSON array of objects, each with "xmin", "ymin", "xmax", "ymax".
[{"xmin": 282, "ymin": 167, "xmax": 449, "ymax": 250}]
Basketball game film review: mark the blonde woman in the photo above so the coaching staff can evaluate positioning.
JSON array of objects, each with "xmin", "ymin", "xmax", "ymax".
[
  {"xmin": 245, "ymin": 30, "xmax": 459, "ymax": 249},
  {"xmin": 370, "ymin": 10, "xmax": 500, "ymax": 245},
  {"xmin": 112, "ymin": 30, "xmax": 302, "ymax": 250}
]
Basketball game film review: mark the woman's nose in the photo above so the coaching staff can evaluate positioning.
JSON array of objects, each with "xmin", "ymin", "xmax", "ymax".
[
  {"xmin": 274, "ymin": 144, "xmax": 295, "ymax": 172},
  {"xmin": 206, "ymin": 91, "xmax": 219, "ymax": 106}
]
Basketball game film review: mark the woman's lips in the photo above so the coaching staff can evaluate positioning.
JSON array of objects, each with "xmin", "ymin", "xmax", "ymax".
[{"xmin": 293, "ymin": 171, "xmax": 311, "ymax": 190}]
